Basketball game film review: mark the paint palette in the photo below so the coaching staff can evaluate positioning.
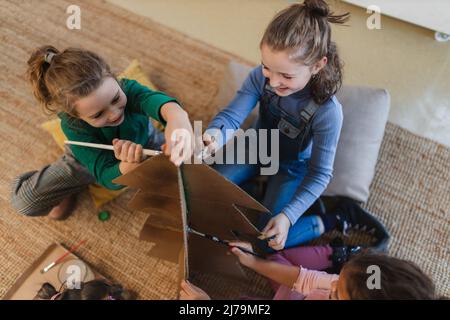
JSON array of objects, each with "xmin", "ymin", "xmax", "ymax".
[{"xmin": 58, "ymin": 259, "xmax": 95, "ymax": 287}]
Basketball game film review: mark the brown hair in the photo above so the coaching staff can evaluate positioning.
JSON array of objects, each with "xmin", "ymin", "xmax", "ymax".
[
  {"xmin": 35, "ymin": 280, "xmax": 134, "ymax": 300},
  {"xmin": 341, "ymin": 252, "xmax": 440, "ymax": 300},
  {"xmin": 27, "ymin": 45, "xmax": 115, "ymax": 116},
  {"xmin": 260, "ymin": 0, "xmax": 350, "ymax": 104}
]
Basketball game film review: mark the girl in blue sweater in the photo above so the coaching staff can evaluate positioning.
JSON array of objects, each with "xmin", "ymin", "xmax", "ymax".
[{"xmin": 204, "ymin": 0, "xmax": 351, "ymax": 251}]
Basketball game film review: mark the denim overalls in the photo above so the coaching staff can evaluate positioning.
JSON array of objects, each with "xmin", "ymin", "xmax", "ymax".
[{"xmin": 213, "ymin": 80, "xmax": 324, "ymax": 249}]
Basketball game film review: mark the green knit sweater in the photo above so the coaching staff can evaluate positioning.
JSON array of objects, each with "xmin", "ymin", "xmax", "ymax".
[{"xmin": 59, "ymin": 78, "xmax": 178, "ymax": 190}]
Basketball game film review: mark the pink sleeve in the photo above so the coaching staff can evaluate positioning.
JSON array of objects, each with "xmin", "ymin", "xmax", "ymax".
[
  {"xmin": 304, "ymin": 289, "xmax": 334, "ymax": 300},
  {"xmin": 293, "ymin": 267, "xmax": 339, "ymax": 296}
]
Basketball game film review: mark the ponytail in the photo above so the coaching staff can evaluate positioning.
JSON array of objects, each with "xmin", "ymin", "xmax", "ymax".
[
  {"xmin": 26, "ymin": 45, "xmax": 115, "ymax": 116},
  {"xmin": 310, "ymin": 41, "xmax": 344, "ymax": 104},
  {"xmin": 27, "ymin": 45, "xmax": 60, "ymax": 112}
]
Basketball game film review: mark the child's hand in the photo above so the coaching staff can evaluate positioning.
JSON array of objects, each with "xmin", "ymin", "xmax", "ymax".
[
  {"xmin": 179, "ymin": 280, "xmax": 211, "ymax": 300},
  {"xmin": 201, "ymin": 131, "xmax": 220, "ymax": 160},
  {"xmin": 192, "ymin": 130, "xmax": 220, "ymax": 162},
  {"xmin": 228, "ymin": 241, "xmax": 257, "ymax": 268},
  {"xmin": 259, "ymin": 213, "xmax": 291, "ymax": 251},
  {"xmin": 330, "ymin": 280, "xmax": 339, "ymax": 300},
  {"xmin": 160, "ymin": 103, "xmax": 194, "ymax": 166},
  {"xmin": 112, "ymin": 139, "xmax": 144, "ymax": 163}
]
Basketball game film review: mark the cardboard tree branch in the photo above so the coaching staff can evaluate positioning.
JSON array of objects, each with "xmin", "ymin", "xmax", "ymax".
[{"xmin": 113, "ymin": 155, "xmax": 270, "ymax": 283}]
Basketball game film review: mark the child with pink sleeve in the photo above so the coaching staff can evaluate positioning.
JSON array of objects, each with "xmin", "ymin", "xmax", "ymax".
[{"xmin": 180, "ymin": 242, "xmax": 440, "ymax": 300}]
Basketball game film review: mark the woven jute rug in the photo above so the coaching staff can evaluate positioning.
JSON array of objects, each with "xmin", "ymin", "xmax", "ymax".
[{"xmin": 0, "ymin": 0, "xmax": 448, "ymax": 299}]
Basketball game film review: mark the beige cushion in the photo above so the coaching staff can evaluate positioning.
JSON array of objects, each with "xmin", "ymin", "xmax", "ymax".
[
  {"xmin": 214, "ymin": 60, "xmax": 257, "ymax": 130},
  {"xmin": 324, "ymin": 86, "xmax": 390, "ymax": 202}
]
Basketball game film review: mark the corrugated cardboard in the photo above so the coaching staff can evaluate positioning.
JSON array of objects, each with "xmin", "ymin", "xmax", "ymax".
[{"xmin": 113, "ymin": 155, "xmax": 270, "ymax": 284}]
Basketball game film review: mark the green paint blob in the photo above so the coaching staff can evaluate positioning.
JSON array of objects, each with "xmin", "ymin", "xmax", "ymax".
[{"xmin": 98, "ymin": 210, "xmax": 110, "ymax": 221}]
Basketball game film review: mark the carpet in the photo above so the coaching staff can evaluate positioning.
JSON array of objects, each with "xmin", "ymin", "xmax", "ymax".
[{"xmin": 0, "ymin": 0, "xmax": 448, "ymax": 299}]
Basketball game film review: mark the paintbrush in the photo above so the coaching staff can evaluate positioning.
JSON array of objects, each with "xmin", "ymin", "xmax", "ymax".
[
  {"xmin": 64, "ymin": 140, "xmax": 162, "ymax": 157},
  {"xmin": 40, "ymin": 239, "xmax": 87, "ymax": 274},
  {"xmin": 187, "ymin": 227, "xmax": 263, "ymax": 258}
]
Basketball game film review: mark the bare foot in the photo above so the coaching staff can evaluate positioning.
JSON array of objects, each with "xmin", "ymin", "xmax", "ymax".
[{"xmin": 47, "ymin": 194, "xmax": 76, "ymax": 220}]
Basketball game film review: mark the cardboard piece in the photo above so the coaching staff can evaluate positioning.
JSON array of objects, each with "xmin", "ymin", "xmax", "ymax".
[
  {"xmin": 113, "ymin": 155, "xmax": 270, "ymax": 285},
  {"xmin": 3, "ymin": 243, "xmax": 102, "ymax": 300}
]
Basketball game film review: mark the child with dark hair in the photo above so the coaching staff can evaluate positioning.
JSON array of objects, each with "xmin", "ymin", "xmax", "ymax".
[
  {"xmin": 181, "ymin": 242, "xmax": 442, "ymax": 300},
  {"xmin": 35, "ymin": 280, "xmax": 133, "ymax": 300},
  {"xmin": 340, "ymin": 253, "xmax": 441, "ymax": 300}
]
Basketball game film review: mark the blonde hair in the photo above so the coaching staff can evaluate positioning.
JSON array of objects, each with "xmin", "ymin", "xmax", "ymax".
[
  {"xmin": 27, "ymin": 45, "xmax": 115, "ymax": 116},
  {"xmin": 261, "ymin": 0, "xmax": 350, "ymax": 104}
]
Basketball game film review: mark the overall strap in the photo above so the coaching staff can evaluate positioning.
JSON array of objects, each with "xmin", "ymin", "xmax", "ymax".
[
  {"xmin": 297, "ymin": 98, "xmax": 321, "ymax": 151},
  {"xmin": 263, "ymin": 77, "xmax": 321, "ymax": 129},
  {"xmin": 299, "ymin": 99, "xmax": 321, "ymax": 132},
  {"xmin": 262, "ymin": 77, "xmax": 321, "ymax": 144}
]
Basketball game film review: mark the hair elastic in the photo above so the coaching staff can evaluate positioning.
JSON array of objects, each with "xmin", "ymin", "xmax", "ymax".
[
  {"xmin": 50, "ymin": 292, "xmax": 62, "ymax": 300},
  {"xmin": 44, "ymin": 52, "xmax": 56, "ymax": 64}
]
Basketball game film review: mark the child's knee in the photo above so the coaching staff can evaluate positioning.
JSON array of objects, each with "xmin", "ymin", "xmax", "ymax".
[
  {"xmin": 10, "ymin": 193, "xmax": 48, "ymax": 217},
  {"xmin": 312, "ymin": 215, "xmax": 325, "ymax": 236},
  {"xmin": 10, "ymin": 179, "xmax": 47, "ymax": 217}
]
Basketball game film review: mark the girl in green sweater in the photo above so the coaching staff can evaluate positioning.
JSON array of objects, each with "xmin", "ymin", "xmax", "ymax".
[{"xmin": 11, "ymin": 45, "xmax": 194, "ymax": 220}]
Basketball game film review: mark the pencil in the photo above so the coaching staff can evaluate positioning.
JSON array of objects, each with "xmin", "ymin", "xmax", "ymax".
[
  {"xmin": 64, "ymin": 140, "xmax": 162, "ymax": 157},
  {"xmin": 40, "ymin": 239, "xmax": 87, "ymax": 274}
]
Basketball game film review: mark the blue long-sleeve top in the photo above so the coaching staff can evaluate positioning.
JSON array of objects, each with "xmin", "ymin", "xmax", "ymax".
[{"xmin": 207, "ymin": 66, "xmax": 343, "ymax": 224}]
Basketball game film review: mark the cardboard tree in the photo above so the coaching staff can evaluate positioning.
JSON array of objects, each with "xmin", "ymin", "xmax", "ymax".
[{"xmin": 113, "ymin": 155, "xmax": 270, "ymax": 287}]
